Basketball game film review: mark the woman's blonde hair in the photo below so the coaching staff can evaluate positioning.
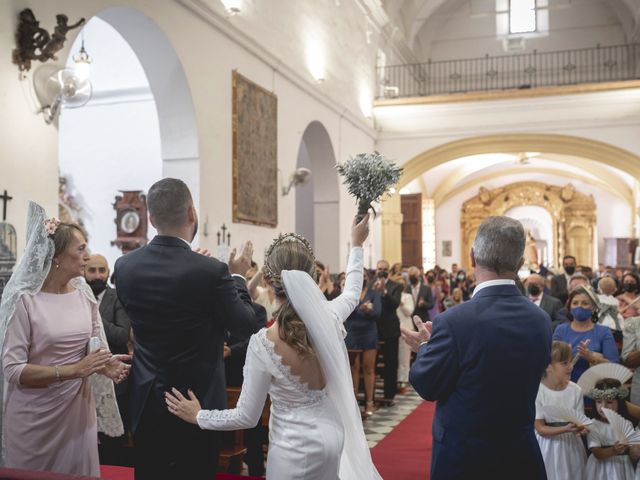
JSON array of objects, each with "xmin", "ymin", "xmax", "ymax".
[
  {"xmin": 550, "ymin": 340, "xmax": 572, "ymax": 364},
  {"xmin": 264, "ymin": 233, "xmax": 316, "ymax": 359}
]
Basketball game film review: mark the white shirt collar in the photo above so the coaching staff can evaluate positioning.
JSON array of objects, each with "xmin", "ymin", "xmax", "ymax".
[{"xmin": 472, "ymin": 279, "xmax": 516, "ymax": 298}]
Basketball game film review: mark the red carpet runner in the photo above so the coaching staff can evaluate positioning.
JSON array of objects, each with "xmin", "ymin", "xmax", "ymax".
[
  {"xmin": 371, "ymin": 401, "xmax": 435, "ymax": 480},
  {"xmin": 99, "ymin": 467, "xmax": 262, "ymax": 480}
]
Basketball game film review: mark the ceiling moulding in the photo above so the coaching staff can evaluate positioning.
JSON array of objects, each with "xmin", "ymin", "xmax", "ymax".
[{"xmin": 176, "ymin": 0, "xmax": 377, "ymax": 139}]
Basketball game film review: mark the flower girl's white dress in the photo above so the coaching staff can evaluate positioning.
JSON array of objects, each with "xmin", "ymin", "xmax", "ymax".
[
  {"xmin": 585, "ymin": 419, "xmax": 634, "ymax": 480},
  {"xmin": 535, "ymin": 381, "xmax": 587, "ymax": 480},
  {"xmin": 196, "ymin": 247, "xmax": 381, "ymax": 479}
]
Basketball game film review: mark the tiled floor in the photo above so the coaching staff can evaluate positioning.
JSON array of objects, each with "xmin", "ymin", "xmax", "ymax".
[{"xmin": 362, "ymin": 388, "xmax": 424, "ymax": 448}]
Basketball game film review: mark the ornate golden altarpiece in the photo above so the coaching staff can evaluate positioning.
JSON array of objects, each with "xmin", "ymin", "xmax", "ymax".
[{"xmin": 460, "ymin": 182, "xmax": 596, "ymax": 270}]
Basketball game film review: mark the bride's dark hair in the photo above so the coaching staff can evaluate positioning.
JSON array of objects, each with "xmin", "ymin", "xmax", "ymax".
[{"xmin": 264, "ymin": 234, "xmax": 316, "ymax": 359}]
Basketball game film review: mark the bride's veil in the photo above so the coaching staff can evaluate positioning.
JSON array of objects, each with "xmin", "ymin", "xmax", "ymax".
[{"xmin": 282, "ymin": 269, "xmax": 382, "ymax": 479}]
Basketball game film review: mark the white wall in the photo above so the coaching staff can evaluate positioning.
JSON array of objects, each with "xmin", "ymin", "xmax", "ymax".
[
  {"xmin": 59, "ymin": 17, "xmax": 161, "ymax": 272},
  {"xmin": 1, "ymin": 1, "xmax": 377, "ymax": 273}
]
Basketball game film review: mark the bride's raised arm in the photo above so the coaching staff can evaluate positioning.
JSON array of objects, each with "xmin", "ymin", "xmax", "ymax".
[{"xmin": 328, "ymin": 214, "xmax": 369, "ymax": 323}]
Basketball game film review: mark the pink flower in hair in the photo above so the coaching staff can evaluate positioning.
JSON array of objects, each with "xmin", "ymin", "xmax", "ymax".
[{"xmin": 44, "ymin": 218, "xmax": 60, "ymax": 236}]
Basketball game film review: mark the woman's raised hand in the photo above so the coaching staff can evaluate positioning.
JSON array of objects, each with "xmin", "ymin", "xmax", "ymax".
[{"xmin": 351, "ymin": 213, "xmax": 370, "ymax": 247}]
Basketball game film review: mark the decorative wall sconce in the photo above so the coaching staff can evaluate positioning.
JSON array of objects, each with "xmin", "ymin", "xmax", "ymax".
[
  {"xmin": 282, "ymin": 168, "xmax": 312, "ymax": 196},
  {"xmin": 12, "ymin": 8, "xmax": 85, "ymax": 74}
]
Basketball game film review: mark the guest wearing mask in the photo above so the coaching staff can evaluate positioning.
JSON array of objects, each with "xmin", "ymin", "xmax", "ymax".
[
  {"xmin": 454, "ymin": 270, "xmax": 471, "ymax": 301},
  {"xmin": 84, "ymin": 253, "xmax": 132, "ymax": 465},
  {"xmin": 551, "ymin": 255, "xmax": 577, "ymax": 306},
  {"xmin": 406, "ymin": 266, "xmax": 433, "ymax": 322},
  {"xmin": 617, "ymin": 273, "xmax": 640, "ymax": 315},
  {"xmin": 373, "ymin": 260, "xmax": 403, "ymax": 403},
  {"xmin": 525, "ymin": 274, "xmax": 566, "ymax": 329},
  {"xmin": 552, "ymin": 286, "xmax": 619, "ymax": 384}
]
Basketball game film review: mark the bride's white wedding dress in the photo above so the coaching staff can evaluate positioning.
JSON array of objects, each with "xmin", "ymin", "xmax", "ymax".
[{"xmin": 196, "ymin": 247, "xmax": 381, "ymax": 479}]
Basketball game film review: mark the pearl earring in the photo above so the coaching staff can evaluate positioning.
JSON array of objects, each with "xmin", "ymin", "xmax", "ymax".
[{"xmin": 55, "ymin": 263, "xmax": 60, "ymax": 269}]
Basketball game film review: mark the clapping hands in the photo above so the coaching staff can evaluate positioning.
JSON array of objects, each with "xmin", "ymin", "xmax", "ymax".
[
  {"xmin": 228, "ymin": 241, "xmax": 254, "ymax": 276},
  {"xmin": 401, "ymin": 316, "xmax": 433, "ymax": 353}
]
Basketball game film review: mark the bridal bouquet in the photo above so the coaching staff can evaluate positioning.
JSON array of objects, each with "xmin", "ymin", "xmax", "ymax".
[{"xmin": 336, "ymin": 151, "xmax": 403, "ymax": 221}]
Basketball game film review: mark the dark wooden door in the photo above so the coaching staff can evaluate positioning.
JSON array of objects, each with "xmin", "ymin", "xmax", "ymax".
[{"xmin": 401, "ymin": 193, "xmax": 422, "ymax": 268}]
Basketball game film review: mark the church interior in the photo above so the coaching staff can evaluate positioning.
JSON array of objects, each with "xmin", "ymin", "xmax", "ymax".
[{"xmin": 2, "ymin": 0, "xmax": 640, "ymax": 479}]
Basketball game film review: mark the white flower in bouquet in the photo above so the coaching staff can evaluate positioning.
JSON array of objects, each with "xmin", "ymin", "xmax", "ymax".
[{"xmin": 336, "ymin": 152, "xmax": 403, "ymax": 220}]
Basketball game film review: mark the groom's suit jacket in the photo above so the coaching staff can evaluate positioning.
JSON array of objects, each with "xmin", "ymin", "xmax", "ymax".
[
  {"xmin": 114, "ymin": 235, "xmax": 255, "ymax": 434},
  {"xmin": 409, "ymin": 283, "xmax": 552, "ymax": 480}
]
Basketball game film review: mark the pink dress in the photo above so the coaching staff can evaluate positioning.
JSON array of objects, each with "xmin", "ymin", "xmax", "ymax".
[{"xmin": 2, "ymin": 290, "xmax": 100, "ymax": 476}]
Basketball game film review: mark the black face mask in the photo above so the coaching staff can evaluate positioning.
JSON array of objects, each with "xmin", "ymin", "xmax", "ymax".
[
  {"xmin": 564, "ymin": 266, "xmax": 576, "ymax": 276},
  {"xmin": 623, "ymin": 283, "xmax": 638, "ymax": 293},
  {"xmin": 377, "ymin": 271, "xmax": 388, "ymax": 279},
  {"xmin": 426, "ymin": 275, "xmax": 435, "ymax": 283},
  {"xmin": 87, "ymin": 279, "xmax": 108, "ymax": 298},
  {"xmin": 527, "ymin": 284, "xmax": 542, "ymax": 297},
  {"xmin": 409, "ymin": 275, "xmax": 419, "ymax": 285}
]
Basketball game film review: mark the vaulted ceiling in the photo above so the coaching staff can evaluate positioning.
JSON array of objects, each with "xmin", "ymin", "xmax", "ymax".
[{"xmin": 380, "ymin": 0, "xmax": 640, "ymax": 60}]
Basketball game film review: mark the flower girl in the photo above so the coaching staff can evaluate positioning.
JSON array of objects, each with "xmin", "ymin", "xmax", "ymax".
[
  {"xmin": 534, "ymin": 341, "xmax": 587, "ymax": 480},
  {"xmin": 584, "ymin": 377, "xmax": 635, "ymax": 479}
]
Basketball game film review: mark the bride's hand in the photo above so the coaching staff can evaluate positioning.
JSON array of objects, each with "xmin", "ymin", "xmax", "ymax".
[
  {"xmin": 351, "ymin": 213, "xmax": 370, "ymax": 247},
  {"xmin": 165, "ymin": 388, "xmax": 201, "ymax": 424}
]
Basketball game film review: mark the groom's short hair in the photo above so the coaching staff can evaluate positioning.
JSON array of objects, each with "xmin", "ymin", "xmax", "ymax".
[{"xmin": 148, "ymin": 178, "xmax": 192, "ymax": 229}]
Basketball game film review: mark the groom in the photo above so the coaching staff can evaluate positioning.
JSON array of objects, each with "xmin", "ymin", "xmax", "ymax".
[
  {"xmin": 115, "ymin": 178, "xmax": 256, "ymax": 480},
  {"xmin": 402, "ymin": 216, "xmax": 551, "ymax": 480}
]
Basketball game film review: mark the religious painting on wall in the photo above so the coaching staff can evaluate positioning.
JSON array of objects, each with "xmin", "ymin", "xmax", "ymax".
[
  {"xmin": 232, "ymin": 70, "xmax": 278, "ymax": 227},
  {"xmin": 0, "ymin": 222, "xmax": 17, "ymax": 298},
  {"xmin": 442, "ymin": 240, "xmax": 452, "ymax": 257}
]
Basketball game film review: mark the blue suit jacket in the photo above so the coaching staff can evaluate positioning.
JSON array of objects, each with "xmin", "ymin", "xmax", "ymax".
[{"xmin": 409, "ymin": 284, "xmax": 552, "ymax": 480}]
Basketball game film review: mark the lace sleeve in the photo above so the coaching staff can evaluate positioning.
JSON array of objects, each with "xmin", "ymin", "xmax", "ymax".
[{"xmin": 196, "ymin": 335, "xmax": 271, "ymax": 431}]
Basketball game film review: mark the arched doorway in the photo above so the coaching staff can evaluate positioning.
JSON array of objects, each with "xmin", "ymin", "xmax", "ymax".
[
  {"xmin": 295, "ymin": 121, "xmax": 340, "ymax": 268},
  {"xmin": 59, "ymin": 7, "xmax": 198, "ymax": 269},
  {"xmin": 381, "ymin": 134, "xmax": 640, "ymax": 264}
]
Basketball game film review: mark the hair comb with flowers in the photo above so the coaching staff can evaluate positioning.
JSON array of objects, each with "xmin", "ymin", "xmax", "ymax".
[
  {"xmin": 263, "ymin": 232, "xmax": 315, "ymax": 280},
  {"xmin": 44, "ymin": 218, "xmax": 61, "ymax": 236}
]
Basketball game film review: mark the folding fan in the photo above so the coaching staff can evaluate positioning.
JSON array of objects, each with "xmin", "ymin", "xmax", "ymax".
[
  {"xmin": 577, "ymin": 363, "xmax": 633, "ymax": 395},
  {"xmin": 602, "ymin": 408, "xmax": 640, "ymax": 444},
  {"xmin": 541, "ymin": 405, "xmax": 592, "ymax": 428}
]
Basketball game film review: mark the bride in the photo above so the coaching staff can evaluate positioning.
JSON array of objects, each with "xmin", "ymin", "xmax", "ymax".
[{"xmin": 166, "ymin": 213, "xmax": 381, "ymax": 479}]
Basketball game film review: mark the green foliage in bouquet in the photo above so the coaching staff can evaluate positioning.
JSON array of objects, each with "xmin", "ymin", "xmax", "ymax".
[{"xmin": 336, "ymin": 151, "xmax": 403, "ymax": 220}]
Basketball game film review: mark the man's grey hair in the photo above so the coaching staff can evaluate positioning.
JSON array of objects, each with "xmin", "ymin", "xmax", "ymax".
[
  {"xmin": 147, "ymin": 178, "xmax": 192, "ymax": 229},
  {"xmin": 472, "ymin": 216, "xmax": 525, "ymax": 273}
]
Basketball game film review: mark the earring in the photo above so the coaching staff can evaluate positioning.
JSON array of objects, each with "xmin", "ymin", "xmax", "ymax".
[{"xmin": 55, "ymin": 263, "xmax": 60, "ymax": 269}]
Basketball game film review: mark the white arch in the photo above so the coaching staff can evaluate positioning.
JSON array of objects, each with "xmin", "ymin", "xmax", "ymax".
[{"xmin": 295, "ymin": 121, "xmax": 340, "ymax": 268}]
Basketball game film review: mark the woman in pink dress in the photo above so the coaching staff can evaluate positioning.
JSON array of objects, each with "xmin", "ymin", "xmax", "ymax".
[{"xmin": 0, "ymin": 204, "xmax": 130, "ymax": 476}]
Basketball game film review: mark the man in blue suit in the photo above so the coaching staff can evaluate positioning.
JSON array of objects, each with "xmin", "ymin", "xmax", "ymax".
[{"xmin": 402, "ymin": 216, "xmax": 551, "ymax": 480}]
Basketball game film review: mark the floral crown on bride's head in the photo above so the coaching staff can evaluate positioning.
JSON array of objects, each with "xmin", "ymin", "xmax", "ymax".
[
  {"xmin": 263, "ymin": 232, "xmax": 315, "ymax": 281},
  {"xmin": 44, "ymin": 217, "xmax": 61, "ymax": 237}
]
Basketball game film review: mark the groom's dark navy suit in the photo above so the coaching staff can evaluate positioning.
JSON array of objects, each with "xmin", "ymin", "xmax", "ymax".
[
  {"xmin": 409, "ymin": 283, "xmax": 551, "ymax": 480},
  {"xmin": 115, "ymin": 236, "xmax": 255, "ymax": 479}
]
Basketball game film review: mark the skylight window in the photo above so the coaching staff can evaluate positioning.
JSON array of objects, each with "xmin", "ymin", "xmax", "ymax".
[{"xmin": 509, "ymin": 0, "xmax": 536, "ymax": 34}]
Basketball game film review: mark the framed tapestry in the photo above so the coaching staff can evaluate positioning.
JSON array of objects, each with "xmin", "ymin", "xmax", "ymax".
[{"xmin": 232, "ymin": 71, "xmax": 278, "ymax": 227}]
